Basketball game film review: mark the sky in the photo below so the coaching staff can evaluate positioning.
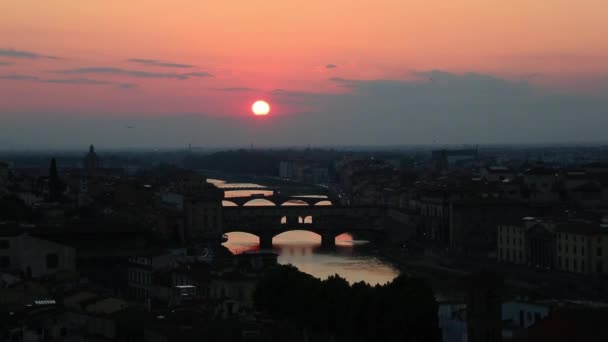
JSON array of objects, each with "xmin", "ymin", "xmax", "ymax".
[{"xmin": 1, "ymin": 0, "xmax": 607, "ymax": 149}]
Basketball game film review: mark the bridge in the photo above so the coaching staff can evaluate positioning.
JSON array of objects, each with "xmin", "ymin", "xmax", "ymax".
[
  {"xmin": 221, "ymin": 185, "xmax": 330, "ymax": 197},
  {"xmin": 222, "ymin": 204, "xmax": 386, "ymax": 249},
  {"xmin": 223, "ymin": 194, "xmax": 336, "ymax": 207}
]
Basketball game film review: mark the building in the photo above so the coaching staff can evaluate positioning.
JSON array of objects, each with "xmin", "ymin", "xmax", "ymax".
[
  {"xmin": 0, "ymin": 226, "xmax": 76, "ymax": 278},
  {"xmin": 173, "ymin": 171, "xmax": 224, "ymax": 242},
  {"xmin": 432, "ymin": 149, "xmax": 478, "ymax": 172},
  {"xmin": 501, "ymin": 301, "xmax": 550, "ymax": 330},
  {"xmin": 522, "ymin": 167, "xmax": 560, "ymax": 204},
  {"xmin": 498, "ymin": 217, "xmax": 608, "ymax": 275},
  {"xmin": 279, "ymin": 161, "xmax": 295, "ymax": 180},
  {"xmin": 0, "ymin": 161, "xmax": 9, "ymax": 195},
  {"xmin": 279, "ymin": 160, "xmax": 330, "ymax": 184},
  {"xmin": 184, "ymin": 195, "xmax": 223, "ymax": 241},
  {"xmin": 82, "ymin": 144, "xmax": 100, "ymax": 179},
  {"xmin": 467, "ymin": 272, "xmax": 503, "ymax": 342},
  {"xmin": 449, "ymin": 198, "xmax": 534, "ymax": 256},
  {"xmin": 64, "ymin": 291, "xmax": 129, "ymax": 340},
  {"xmin": 127, "ymin": 249, "xmax": 182, "ymax": 299},
  {"xmin": 528, "ymin": 308, "xmax": 608, "ymax": 342},
  {"xmin": 480, "ymin": 166, "xmax": 515, "ymax": 183},
  {"xmin": 438, "ymin": 303, "xmax": 467, "ymax": 342},
  {"xmin": 497, "ymin": 221, "xmax": 528, "ymax": 265},
  {"xmin": 555, "ymin": 221, "xmax": 608, "ymax": 275}
]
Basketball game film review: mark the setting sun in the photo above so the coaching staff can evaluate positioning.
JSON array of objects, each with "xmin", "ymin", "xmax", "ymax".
[{"xmin": 252, "ymin": 100, "xmax": 270, "ymax": 116}]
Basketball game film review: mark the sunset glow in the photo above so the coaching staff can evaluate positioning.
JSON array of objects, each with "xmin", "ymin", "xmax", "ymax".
[{"xmin": 1, "ymin": 1, "xmax": 607, "ymax": 147}]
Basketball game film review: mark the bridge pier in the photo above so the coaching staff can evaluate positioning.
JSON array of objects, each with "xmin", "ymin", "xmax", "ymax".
[
  {"xmin": 259, "ymin": 232, "xmax": 274, "ymax": 250},
  {"xmin": 320, "ymin": 232, "xmax": 336, "ymax": 250}
]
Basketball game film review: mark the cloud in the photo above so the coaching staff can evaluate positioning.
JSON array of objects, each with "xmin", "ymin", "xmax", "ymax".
[
  {"xmin": 57, "ymin": 67, "xmax": 213, "ymax": 79},
  {"xmin": 186, "ymin": 72, "xmax": 213, "ymax": 78},
  {"xmin": 325, "ymin": 64, "xmax": 338, "ymax": 69},
  {"xmin": 0, "ymin": 61, "xmax": 14, "ymax": 66},
  {"xmin": 127, "ymin": 58, "xmax": 195, "ymax": 68},
  {"xmin": 0, "ymin": 74, "xmax": 136, "ymax": 89},
  {"xmin": 210, "ymin": 87, "xmax": 255, "ymax": 92},
  {"xmin": 0, "ymin": 48, "xmax": 62, "ymax": 60},
  {"xmin": 2, "ymin": 70, "xmax": 608, "ymax": 147},
  {"xmin": 268, "ymin": 71, "xmax": 608, "ymax": 145},
  {"xmin": 43, "ymin": 78, "xmax": 113, "ymax": 85},
  {"xmin": 118, "ymin": 83, "xmax": 138, "ymax": 89},
  {"xmin": 0, "ymin": 74, "xmax": 39, "ymax": 80}
]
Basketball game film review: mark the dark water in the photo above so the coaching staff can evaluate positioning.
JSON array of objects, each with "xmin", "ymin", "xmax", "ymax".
[{"xmin": 210, "ymin": 179, "xmax": 399, "ymax": 285}]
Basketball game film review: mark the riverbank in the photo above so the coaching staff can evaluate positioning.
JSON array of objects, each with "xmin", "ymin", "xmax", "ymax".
[
  {"xmin": 200, "ymin": 169, "xmax": 329, "ymax": 194},
  {"xmin": 375, "ymin": 243, "xmax": 608, "ymax": 302}
]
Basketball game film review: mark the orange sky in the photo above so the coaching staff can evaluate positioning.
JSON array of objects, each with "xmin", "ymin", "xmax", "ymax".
[{"xmin": 1, "ymin": 0, "xmax": 607, "ymax": 116}]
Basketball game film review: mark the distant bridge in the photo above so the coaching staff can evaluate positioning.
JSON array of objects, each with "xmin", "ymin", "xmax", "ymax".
[
  {"xmin": 221, "ymin": 185, "xmax": 330, "ymax": 197},
  {"xmin": 222, "ymin": 205, "xmax": 386, "ymax": 249},
  {"xmin": 223, "ymin": 194, "xmax": 335, "ymax": 207}
]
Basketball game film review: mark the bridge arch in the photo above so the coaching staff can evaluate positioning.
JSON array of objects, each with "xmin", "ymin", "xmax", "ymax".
[
  {"xmin": 242, "ymin": 198, "xmax": 277, "ymax": 206},
  {"xmin": 273, "ymin": 229, "xmax": 322, "ymax": 243},
  {"xmin": 272, "ymin": 229, "xmax": 337, "ymax": 249},
  {"xmin": 221, "ymin": 231, "xmax": 261, "ymax": 254},
  {"xmin": 280, "ymin": 199, "xmax": 309, "ymax": 206},
  {"xmin": 314, "ymin": 200, "xmax": 332, "ymax": 206},
  {"xmin": 222, "ymin": 200, "xmax": 238, "ymax": 207}
]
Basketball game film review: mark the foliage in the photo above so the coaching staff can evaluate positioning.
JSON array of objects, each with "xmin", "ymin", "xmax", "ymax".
[
  {"xmin": 254, "ymin": 265, "xmax": 440, "ymax": 342},
  {"xmin": 0, "ymin": 195, "xmax": 32, "ymax": 222}
]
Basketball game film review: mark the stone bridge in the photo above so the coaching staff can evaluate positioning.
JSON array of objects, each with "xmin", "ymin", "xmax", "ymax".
[
  {"xmin": 223, "ymin": 194, "xmax": 335, "ymax": 207},
  {"xmin": 222, "ymin": 205, "xmax": 386, "ymax": 249}
]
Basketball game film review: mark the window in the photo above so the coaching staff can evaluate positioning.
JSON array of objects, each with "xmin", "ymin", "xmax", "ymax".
[
  {"xmin": 0, "ymin": 240, "xmax": 9, "ymax": 249},
  {"xmin": 598, "ymin": 247, "xmax": 603, "ymax": 257},
  {"xmin": 597, "ymin": 261, "xmax": 604, "ymax": 274},
  {"xmin": 0, "ymin": 256, "xmax": 9, "ymax": 268},
  {"xmin": 573, "ymin": 246, "xmax": 577, "ymax": 254},
  {"xmin": 46, "ymin": 253, "xmax": 59, "ymax": 269},
  {"xmin": 573, "ymin": 260, "xmax": 578, "ymax": 271}
]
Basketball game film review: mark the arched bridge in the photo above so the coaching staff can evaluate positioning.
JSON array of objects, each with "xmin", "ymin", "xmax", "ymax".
[
  {"xmin": 222, "ymin": 205, "xmax": 386, "ymax": 249},
  {"xmin": 223, "ymin": 194, "xmax": 336, "ymax": 207}
]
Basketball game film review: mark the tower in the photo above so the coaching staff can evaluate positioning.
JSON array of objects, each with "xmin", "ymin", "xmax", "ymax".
[{"xmin": 83, "ymin": 144, "xmax": 100, "ymax": 179}]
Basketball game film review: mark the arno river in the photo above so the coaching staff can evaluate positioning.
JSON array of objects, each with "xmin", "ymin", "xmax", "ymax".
[{"xmin": 209, "ymin": 179, "xmax": 399, "ymax": 285}]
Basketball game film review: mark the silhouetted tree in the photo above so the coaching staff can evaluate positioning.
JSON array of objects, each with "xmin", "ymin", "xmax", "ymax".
[
  {"xmin": 0, "ymin": 195, "xmax": 32, "ymax": 222},
  {"xmin": 254, "ymin": 265, "xmax": 440, "ymax": 342}
]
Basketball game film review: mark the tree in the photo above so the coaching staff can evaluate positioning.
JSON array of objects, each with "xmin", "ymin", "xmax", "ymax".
[
  {"xmin": 254, "ymin": 265, "xmax": 441, "ymax": 342},
  {"xmin": 0, "ymin": 195, "xmax": 32, "ymax": 222}
]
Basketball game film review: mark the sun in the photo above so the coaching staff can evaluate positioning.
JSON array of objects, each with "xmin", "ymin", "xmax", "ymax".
[{"xmin": 252, "ymin": 100, "xmax": 270, "ymax": 116}]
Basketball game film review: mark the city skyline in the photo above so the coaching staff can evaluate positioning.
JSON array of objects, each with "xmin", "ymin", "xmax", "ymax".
[{"xmin": 1, "ymin": 1, "xmax": 608, "ymax": 148}]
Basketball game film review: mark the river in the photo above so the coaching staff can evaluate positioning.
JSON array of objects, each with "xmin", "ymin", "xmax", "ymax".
[{"xmin": 209, "ymin": 179, "xmax": 399, "ymax": 285}]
